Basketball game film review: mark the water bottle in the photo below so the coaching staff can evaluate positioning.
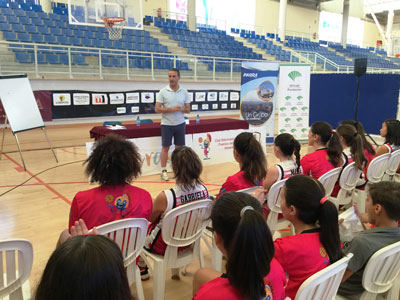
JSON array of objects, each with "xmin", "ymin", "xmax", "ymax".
[
  {"xmin": 196, "ymin": 114, "xmax": 200, "ymax": 124},
  {"xmin": 136, "ymin": 115, "xmax": 141, "ymax": 126}
]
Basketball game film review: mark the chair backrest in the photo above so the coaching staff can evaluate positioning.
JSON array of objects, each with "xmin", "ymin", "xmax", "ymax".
[
  {"xmin": 362, "ymin": 240, "xmax": 400, "ymax": 295},
  {"xmin": 0, "ymin": 239, "xmax": 33, "ymax": 299},
  {"xmin": 294, "ymin": 254, "xmax": 353, "ymax": 300},
  {"xmin": 267, "ymin": 179, "xmax": 287, "ymax": 213},
  {"xmin": 318, "ymin": 167, "xmax": 342, "ymax": 196},
  {"xmin": 237, "ymin": 185, "xmax": 264, "ymax": 197},
  {"xmin": 385, "ymin": 149, "xmax": 400, "ymax": 176},
  {"xmin": 93, "ymin": 218, "xmax": 148, "ymax": 267},
  {"xmin": 339, "ymin": 162, "xmax": 363, "ymax": 191},
  {"xmin": 162, "ymin": 199, "xmax": 212, "ymax": 248},
  {"xmin": 367, "ymin": 153, "xmax": 390, "ymax": 183}
]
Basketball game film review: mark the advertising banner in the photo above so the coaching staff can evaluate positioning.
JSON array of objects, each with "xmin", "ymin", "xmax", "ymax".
[
  {"xmin": 277, "ymin": 64, "xmax": 311, "ymax": 141},
  {"xmin": 51, "ymin": 89, "xmax": 241, "ymax": 119},
  {"xmin": 240, "ymin": 62, "xmax": 280, "ymax": 145}
]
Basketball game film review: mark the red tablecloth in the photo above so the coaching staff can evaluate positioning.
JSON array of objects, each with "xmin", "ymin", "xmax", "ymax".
[{"xmin": 89, "ymin": 118, "xmax": 249, "ymax": 140}]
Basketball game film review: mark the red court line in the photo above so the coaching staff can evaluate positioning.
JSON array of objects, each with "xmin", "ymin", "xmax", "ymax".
[
  {"xmin": 60, "ymin": 148, "xmax": 87, "ymax": 156},
  {"xmin": 2, "ymin": 153, "xmax": 72, "ymax": 205}
]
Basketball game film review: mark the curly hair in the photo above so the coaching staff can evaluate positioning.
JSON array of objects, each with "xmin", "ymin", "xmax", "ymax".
[
  {"xmin": 171, "ymin": 146, "xmax": 203, "ymax": 190},
  {"xmin": 85, "ymin": 134, "xmax": 142, "ymax": 186}
]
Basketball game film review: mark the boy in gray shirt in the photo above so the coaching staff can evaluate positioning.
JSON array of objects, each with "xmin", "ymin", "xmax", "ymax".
[{"xmin": 338, "ymin": 181, "xmax": 400, "ymax": 298}]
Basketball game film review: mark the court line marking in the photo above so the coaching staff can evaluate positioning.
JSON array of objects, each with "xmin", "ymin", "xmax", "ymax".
[{"xmin": 1, "ymin": 153, "xmax": 72, "ymax": 205}]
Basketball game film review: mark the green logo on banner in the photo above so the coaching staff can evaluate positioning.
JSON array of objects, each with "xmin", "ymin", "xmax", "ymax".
[
  {"xmin": 285, "ymin": 118, "xmax": 291, "ymax": 123},
  {"xmin": 291, "ymin": 107, "xmax": 298, "ymax": 111},
  {"xmin": 290, "ymin": 128, "xmax": 297, "ymax": 133},
  {"xmin": 297, "ymin": 117, "xmax": 303, "ymax": 122},
  {"xmin": 297, "ymin": 96, "xmax": 303, "ymax": 101},
  {"xmin": 280, "ymin": 107, "xmax": 287, "ymax": 111},
  {"xmin": 301, "ymin": 106, "xmax": 308, "ymax": 111},
  {"xmin": 301, "ymin": 128, "xmax": 308, "ymax": 133},
  {"xmin": 280, "ymin": 129, "xmax": 287, "ymax": 133},
  {"xmin": 288, "ymin": 71, "xmax": 302, "ymax": 81},
  {"xmin": 285, "ymin": 96, "xmax": 291, "ymax": 101}
]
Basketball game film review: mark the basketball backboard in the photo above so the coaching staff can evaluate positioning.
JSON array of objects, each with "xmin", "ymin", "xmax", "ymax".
[{"xmin": 67, "ymin": 0, "xmax": 143, "ymax": 30}]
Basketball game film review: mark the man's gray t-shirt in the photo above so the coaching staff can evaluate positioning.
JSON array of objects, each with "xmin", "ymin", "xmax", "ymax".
[
  {"xmin": 157, "ymin": 85, "xmax": 190, "ymax": 126},
  {"xmin": 338, "ymin": 227, "xmax": 400, "ymax": 296}
]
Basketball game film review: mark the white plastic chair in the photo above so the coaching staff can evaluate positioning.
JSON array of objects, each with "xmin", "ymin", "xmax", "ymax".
[
  {"xmin": 284, "ymin": 254, "xmax": 353, "ymax": 300},
  {"xmin": 353, "ymin": 153, "xmax": 390, "ymax": 213},
  {"xmin": 0, "ymin": 239, "xmax": 33, "ymax": 300},
  {"xmin": 383, "ymin": 149, "xmax": 400, "ymax": 181},
  {"xmin": 141, "ymin": 199, "xmax": 212, "ymax": 300},
  {"xmin": 318, "ymin": 167, "xmax": 342, "ymax": 197},
  {"xmin": 336, "ymin": 241, "xmax": 400, "ymax": 300},
  {"xmin": 91, "ymin": 218, "xmax": 148, "ymax": 300},
  {"xmin": 202, "ymin": 186, "xmax": 263, "ymax": 272},
  {"xmin": 266, "ymin": 179, "xmax": 291, "ymax": 236},
  {"xmin": 329, "ymin": 162, "xmax": 363, "ymax": 208}
]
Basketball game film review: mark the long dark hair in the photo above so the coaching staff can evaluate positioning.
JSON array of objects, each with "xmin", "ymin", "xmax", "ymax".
[
  {"xmin": 336, "ymin": 124, "xmax": 367, "ymax": 170},
  {"xmin": 211, "ymin": 192, "xmax": 274, "ymax": 300},
  {"xmin": 340, "ymin": 120, "xmax": 375, "ymax": 155},
  {"xmin": 383, "ymin": 119, "xmax": 400, "ymax": 146},
  {"xmin": 284, "ymin": 175, "xmax": 342, "ymax": 264},
  {"xmin": 35, "ymin": 235, "xmax": 133, "ymax": 300},
  {"xmin": 275, "ymin": 133, "xmax": 301, "ymax": 172},
  {"xmin": 234, "ymin": 132, "xmax": 267, "ymax": 184},
  {"xmin": 310, "ymin": 121, "xmax": 343, "ymax": 167},
  {"xmin": 171, "ymin": 146, "xmax": 204, "ymax": 190},
  {"xmin": 85, "ymin": 134, "xmax": 142, "ymax": 186}
]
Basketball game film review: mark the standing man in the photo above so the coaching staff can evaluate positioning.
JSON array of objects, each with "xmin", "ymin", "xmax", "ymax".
[{"xmin": 156, "ymin": 68, "xmax": 190, "ymax": 181}]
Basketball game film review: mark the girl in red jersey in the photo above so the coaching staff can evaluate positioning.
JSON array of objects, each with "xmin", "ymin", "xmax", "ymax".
[
  {"xmin": 193, "ymin": 192, "xmax": 286, "ymax": 300},
  {"xmin": 66, "ymin": 134, "xmax": 152, "ymax": 234},
  {"xmin": 275, "ymin": 175, "xmax": 342, "ymax": 299},
  {"xmin": 218, "ymin": 132, "xmax": 267, "ymax": 196},
  {"xmin": 301, "ymin": 121, "xmax": 343, "ymax": 179}
]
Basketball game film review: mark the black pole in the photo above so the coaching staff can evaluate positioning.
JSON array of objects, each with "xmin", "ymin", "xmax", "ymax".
[{"xmin": 354, "ymin": 76, "xmax": 360, "ymax": 121}]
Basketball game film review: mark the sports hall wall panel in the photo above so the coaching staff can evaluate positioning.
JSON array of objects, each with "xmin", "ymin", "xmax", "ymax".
[{"xmin": 310, "ymin": 74, "xmax": 400, "ymax": 134}]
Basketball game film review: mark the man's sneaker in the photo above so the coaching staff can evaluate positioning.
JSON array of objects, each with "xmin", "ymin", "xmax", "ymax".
[
  {"xmin": 161, "ymin": 170, "xmax": 169, "ymax": 181},
  {"xmin": 140, "ymin": 266, "xmax": 150, "ymax": 281}
]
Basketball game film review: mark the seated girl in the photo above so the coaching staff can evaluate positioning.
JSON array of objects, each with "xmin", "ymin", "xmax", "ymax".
[
  {"xmin": 144, "ymin": 146, "xmax": 209, "ymax": 255},
  {"xmin": 36, "ymin": 234, "xmax": 133, "ymax": 300},
  {"xmin": 68, "ymin": 134, "xmax": 152, "ymax": 231},
  {"xmin": 218, "ymin": 132, "xmax": 267, "ymax": 196},
  {"xmin": 263, "ymin": 133, "xmax": 302, "ymax": 191},
  {"xmin": 193, "ymin": 192, "xmax": 286, "ymax": 300},
  {"xmin": 331, "ymin": 124, "xmax": 367, "ymax": 195},
  {"xmin": 301, "ymin": 121, "xmax": 343, "ymax": 179},
  {"xmin": 275, "ymin": 175, "xmax": 342, "ymax": 299},
  {"xmin": 376, "ymin": 119, "xmax": 400, "ymax": 156}
]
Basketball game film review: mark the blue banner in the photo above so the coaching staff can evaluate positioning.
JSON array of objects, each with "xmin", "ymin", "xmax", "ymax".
[{"xmin": 240, "ymin": 62, "xmax": 280, "ymax": 143}]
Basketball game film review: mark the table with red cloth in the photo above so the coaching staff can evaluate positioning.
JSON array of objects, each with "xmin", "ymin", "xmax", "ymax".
[{"xmin": 89, "ymin": 118, "xmax": 249, "ymax": 140}]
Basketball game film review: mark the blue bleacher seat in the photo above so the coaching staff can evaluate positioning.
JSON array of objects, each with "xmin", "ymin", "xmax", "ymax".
[
  {"xmin": 37, "ymin": 26, "xmax": 49, "ymax": 34},
  {"xmin": 13, "ymin": 9, "xmax": 25, "ymax": 16},
  {"xmin": 72, "ymin": 54, "xmax": 86, "ymax": 65},
  {"xmin": 31, "ymin": 18, "xmax": 43, "ymax": 26},
  {"xmin": 6, "ymin": 15, "xmax": 19, "ymax": 23},
  {"xmin": 15, "ymin": 51, "xmax": 32, "ymax": 63},
  {"xmin": 24, "ymin": 24, "xmax": 36, "ymax": 33},
  {"xmin": 8, "ymin": 2, "xmax": 19, "ymax": 8},
  {"xmin": 30, "ymin": 33, "xmax": 43, "ymax": 43},
  {"xmin": 17, "ymin": 32, "xmax": 30, "ymax": 42},
  {"xmin": 0, "ymin": 22, "xmax": 10, "ymax": 30},
  {"xmin": 10, "ymin": 23, "xmax": 24, "ymax": 32},
  {"xmin": 3, "ymin": 31, "xmax": 18, "ymax": 41},
  {"xmin": 44, "ymin": 34, "xmax": 56, "ymax": 44},
  {"xmin": 46, "ymin": 53, "xmax": 61, "ymax": 64},
  {"xmin": 19, "ymin": 16, "xmax": 30, "ymax": 24},
  {"xmin": 32, "ymin": 4, "xmax": 42, "ymax": 11},
  {"xmin": 0, "ymin": 0, "xmax": 7, "ymax": 7}
]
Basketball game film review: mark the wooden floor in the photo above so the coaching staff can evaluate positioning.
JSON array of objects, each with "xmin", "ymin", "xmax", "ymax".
[{"xmin": 0, "ymin": 119, "xmax": 310, "ymax": 300}]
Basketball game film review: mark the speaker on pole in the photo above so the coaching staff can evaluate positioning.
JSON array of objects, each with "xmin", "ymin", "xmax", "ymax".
[{"xmin": 354, "ymin": 58, "xmax": 367, "ymax": 77}]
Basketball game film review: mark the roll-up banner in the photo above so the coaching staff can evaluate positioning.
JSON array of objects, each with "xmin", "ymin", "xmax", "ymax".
[
  {"xmin": 277, "ymin": 64, "xmax": 311, "ymax": 142},
  {"xmin": 240, "ymin": 62, "xmax": 280, "ymax": 145}
]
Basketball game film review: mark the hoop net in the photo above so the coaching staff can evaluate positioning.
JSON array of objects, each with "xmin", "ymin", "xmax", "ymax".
[{"xmin": 103, "ymin": 17, "xmax": 126, "ymax": 40}]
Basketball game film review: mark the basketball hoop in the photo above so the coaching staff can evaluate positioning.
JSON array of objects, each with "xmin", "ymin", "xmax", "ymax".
[{"xmin": 103, "ymin": 16, "xmax": 126, "ymax": 40}]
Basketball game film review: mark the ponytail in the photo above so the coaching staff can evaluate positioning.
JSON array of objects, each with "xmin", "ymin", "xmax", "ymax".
[
  {"xmin": 340, "ymin": 120, "xmax": 375, "ymax": 155},
  {"xmin": 319, "ymin": 200, "xmax": 342, "ymax": 263},
  {"xmin": 285, "ymin": 175, "xmax": 342, "ymax": 264},
  {"xmin": 311, "ymin": 122, "xmax": 342, "ymax": 167},
  {"xmin": 234, "ymin": 132, "xmax": 267, "ymax": 184},
  {"xmin": 274, "ymin": 133, "xmax": 302, "ymax": 172},
  {"xmin": 337, "ymin": 124, "xmax": 367, "ymax": 170},
  {"xmin": 211, "ymin": 192, "xmax": 274, "ymax": 300},
  {"xmin": 293, "ymin": 139, "xmax": 301, "ymax": 173}
]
